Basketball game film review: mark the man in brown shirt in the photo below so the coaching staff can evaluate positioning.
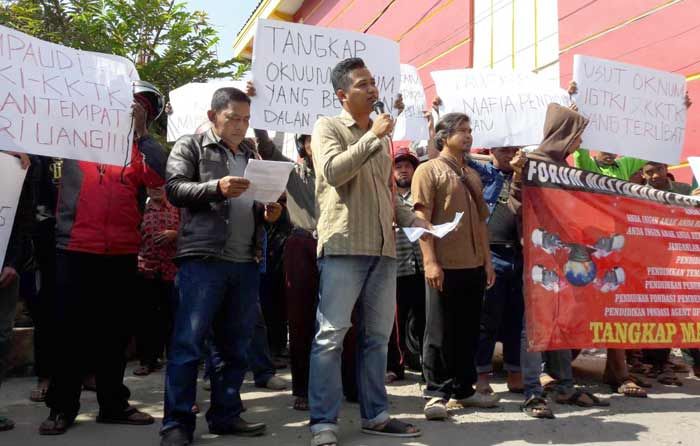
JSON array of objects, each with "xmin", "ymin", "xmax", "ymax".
[
  {"xmin": 411, "ymin": 112, "xmax": 497, "ymax": 421},
  {"xmin": 308, "ymin": 58, "xmax": 427, "ymax": 445}
]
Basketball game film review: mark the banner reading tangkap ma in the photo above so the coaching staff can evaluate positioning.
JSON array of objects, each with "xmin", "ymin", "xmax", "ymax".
[{"xmin": 523, "ymin": 159, "xmax": 700, "ymax": 351}]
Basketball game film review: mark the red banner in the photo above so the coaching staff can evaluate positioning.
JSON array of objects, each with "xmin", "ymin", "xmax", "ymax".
[{"xmin": 523, "ymin": 159, "xmax": 700, "ymax": 350}]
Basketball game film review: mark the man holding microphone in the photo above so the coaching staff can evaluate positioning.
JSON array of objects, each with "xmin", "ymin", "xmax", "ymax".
[{"xmin": 308, "ymin": 57, "xmax": 429, "ymax": 446}]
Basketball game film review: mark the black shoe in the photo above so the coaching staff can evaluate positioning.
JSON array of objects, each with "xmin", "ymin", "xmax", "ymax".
[
  {"xmin": 160, "ymin": 427, "xmax": 192, "ymax": 446},
  {"xmin": 209, "ymin": 417, "xmax": 266, "ymax": 437}
]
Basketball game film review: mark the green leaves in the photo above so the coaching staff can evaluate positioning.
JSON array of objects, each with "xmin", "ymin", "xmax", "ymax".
[{"xmin": 0, "ymin": 0, "xmax": 249, "ymax": 140}]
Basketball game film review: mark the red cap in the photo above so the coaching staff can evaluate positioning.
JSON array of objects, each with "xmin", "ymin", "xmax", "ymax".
[{"xmin": 393, "ymin": 146, "xmax": 419, "ymax": 167}]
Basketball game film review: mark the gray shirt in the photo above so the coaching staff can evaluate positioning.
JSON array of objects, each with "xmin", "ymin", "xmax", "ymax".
[
  {"xmin": 255, "ymin": 130, "xmax": 317, "ymax": 231},
  {"xmin": 222, "ymin": 148, "xmax": 255, "ymax": 262}
]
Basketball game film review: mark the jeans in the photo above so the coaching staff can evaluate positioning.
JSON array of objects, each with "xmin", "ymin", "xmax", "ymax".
[
  {"xmin": 309, "ymin": 256, "xmax": 396, "ymax": 434},
  {"xmin": 248, "ymin": 304, "xmax": 275, "ymax": 386},
  {"xmin": 0, "ymin": 279, "xmax": 19, "ymax": 384},
  {"xmin": 162, "ymin": 259, "xmax": 259, "ymax": 435},
  {"xmin": 475, "ymin": 247, "xmax": 524, "ymax": 374},
  {"xmin": 520, "ymin": 314, "xmax": 574, "ymax": 399},
  {"xmin": 423, "ymin": 267, "xmax": 485, "ymax": 400}
]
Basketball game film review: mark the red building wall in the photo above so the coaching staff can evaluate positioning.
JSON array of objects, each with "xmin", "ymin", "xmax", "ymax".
[{"xmin": 292, "ymin": 0, "xmax": 700, "ymax": 181}]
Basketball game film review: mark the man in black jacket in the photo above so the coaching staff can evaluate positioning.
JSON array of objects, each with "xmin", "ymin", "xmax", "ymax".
[{"xmin": 160, "ymin": 87, "xmax": 281, "ymax": 446}]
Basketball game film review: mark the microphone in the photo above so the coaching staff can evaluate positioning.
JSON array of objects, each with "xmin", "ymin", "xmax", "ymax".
[{"xmin": 372, "ymin": 101, "xmax": 386, "ymax": 115}]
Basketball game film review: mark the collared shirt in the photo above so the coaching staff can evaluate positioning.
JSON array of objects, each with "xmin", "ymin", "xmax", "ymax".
[
  {"xmin": 312, "ymin": 109, "xmax": 416, "ymax": 258},
  {"xmin": 412, "ymin": 155, "xmax": 487, "ymax": 270},
  {"xmin": 395, "ymin": 190, "xmax": 424, "ymax": 277}
]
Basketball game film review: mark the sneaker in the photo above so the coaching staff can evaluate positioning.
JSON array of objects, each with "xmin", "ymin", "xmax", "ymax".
[
  {"xmin": 423, "ymin": 398, "xmax": 448, "ymax": 421},
  {"xmin": 260, "ymin": 375, "xmax": 288, "ymax": 391},
  {"xmin": 449, "ymin": 392, "xmax": 500, "ymax": 409}
]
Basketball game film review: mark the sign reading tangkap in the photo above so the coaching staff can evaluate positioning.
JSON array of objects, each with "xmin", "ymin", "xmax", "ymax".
[
  {"xmin": 573, "ymin": 55, "xmax": 687, "ymax": 164},
  {"xmin": 250, "ymin": 19, "xmax": 400, "ymax": 134},
  {"xmin": 393, "ymin": 64, "xmax": 429, "ymax": 142},
  {"xmin": 431, "ymin": 69, "xmax": 570, "ymax": 148},
  {"xmin": 522, "ymin": 159, "xmax": 700, "ymax": 351},
  {"xmin": 0, "ymin": 153, "xmax": 28, "ymax": 267},
  {"xmin": 0, "ymin": 25, "xmax": 139, "ymax": 166}
]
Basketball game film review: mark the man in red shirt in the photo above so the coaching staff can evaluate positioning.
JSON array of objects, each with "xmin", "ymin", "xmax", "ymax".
[{"xmin": 40, "ymin": 81, "xmax": 168, "ymax": 435}]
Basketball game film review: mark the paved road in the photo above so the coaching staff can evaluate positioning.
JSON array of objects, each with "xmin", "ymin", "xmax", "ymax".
[{"xmin": 1, "ymin": 356, "xmax": 699, "ymax": 446}]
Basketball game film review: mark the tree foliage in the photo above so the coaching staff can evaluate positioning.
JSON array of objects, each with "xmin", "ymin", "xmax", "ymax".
[{"xmin": 0, "ymin": 0, "xmax": 250, "ymax": 137}]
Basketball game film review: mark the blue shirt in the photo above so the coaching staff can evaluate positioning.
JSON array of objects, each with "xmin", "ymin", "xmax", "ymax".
[{"xmin": 467, "ymin": 159, "xmax": 511, "ymax": 220}]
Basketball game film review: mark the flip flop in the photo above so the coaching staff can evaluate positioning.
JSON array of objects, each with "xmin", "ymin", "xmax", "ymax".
[
  {"xmin": 615, "ymin": 381, "xmax": 648, "ymax": 398},
  {"xmin": 361, "ymin": 418, "xmax": 421, "ymax": 438},
  {"xmin": 521, "ymin": 396, "xmax": 555, "ymax": 419}
]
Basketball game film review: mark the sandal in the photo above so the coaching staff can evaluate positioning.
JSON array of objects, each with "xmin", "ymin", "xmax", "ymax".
[
  {"xmin": 0, "ymin": 416, "xmax": 15, "ymax": 431},
  {"xmin": 615, "ymin": 380, "xmax": 648, "ymax": 398},
  {"xmin": 657, "ymin": 371, "xmax": 683, "ymax": 386},
  {"xmin": 628, "ymin": 375, "xmax": 652, "ymax": 388},
  {"xmin": 385, "ymin": 371, "xmax": 398, "ymax": 384},
  {"xmin": 133, "ymin": 365, "xmax": 152, "ymax": 376},
  {"xmin": 361, "ymin": 418, "xmax": 421, "ymax": 438},
  {"xmin": 96, "ymin": 406, "xmax": 154, "ymax": 425},
  {"xmin": 293, "ymin": 397, "xmax": 309, "ymax": 411},
  {"xmin": 39, "ymin": 412, "xmax": 74, "ymax": 435},
  {"xmin": 555, "ymin": 389, "xmax": 594, "ymax": 407},
  {"xmin": 521, "ymin": 396, "xmax": 555, "ymax": 419},
  {"xmin": 311, "ymin": 429, "xmax": 337, "ymax": 446}
]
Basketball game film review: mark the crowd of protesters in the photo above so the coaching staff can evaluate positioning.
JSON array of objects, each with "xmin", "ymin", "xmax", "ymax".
[{"xmin": 1, "ymin": 57, "xmax": 700, "ymax": 446}]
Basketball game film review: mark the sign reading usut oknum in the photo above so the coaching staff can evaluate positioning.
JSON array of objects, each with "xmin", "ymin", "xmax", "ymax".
[
  {"xmin": 393, "ymin": 64, "xmax": 429, "ymax": 142},
  {"xmin": 432, "ymin": 69, "xmax": 570, "ymax": 148},
  {"xmin": 573, "ymin": 55, "xmax": 687, "ymax": 164},
  {"xmin": 523, "ymin": 158, "xmax": 700, "ymax": 351},
  {"xmin": 250, "ymin": 19, "xmax": 400, "ymax": 134},
  {"xmin": 0, "ymin": 153, "xmax": 28, "ymax": 267},
  {"xmin": 0, "ymin": 25, "xmax": 139, "ymax": 166}
]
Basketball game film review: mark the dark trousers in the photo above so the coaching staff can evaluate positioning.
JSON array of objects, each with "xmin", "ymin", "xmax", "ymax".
[
  {"xmin": 28, "ymin": 218, "xmax": 57, "ymax": 379},
  {"xmin": 283, "ymin": 233, "xmax": 356, "ymax": 399},
  {"xmin": 388, "ymin": 272, "xmax": 426, "ymax": 375},
  {"xmin": 423, "ymin": 267, "xmax": 485, "ymax": 400},
  {"xmin": 46, "ymin": 250, "xmax": 135, "ymax": 418},
  {"xmin": 260, "ymin": 266, "xmax": 287, "ymax": 356},
  {"xmin": 643, "ymin": 349, "xmax": 671, "ymax": 367},
  {"xmin": 135, "ymin": 274, "xmax": 174, "ymax": 367},
  {"xmin": 475, "ymin": 247, "xmax": 524, "ymax": 374}
]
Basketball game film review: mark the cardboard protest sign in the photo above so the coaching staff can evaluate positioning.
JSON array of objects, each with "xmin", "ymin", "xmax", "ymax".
[
  {"xmin": 431, "ymin": 69, "xmax": 570, "ymax": 148},
  {"xmin": 167, "ymin": 81, "xmax": 246, "ymax": 142},
  {"xmin": 393, "ymin": 64, "xmax": 429, "ymax": 142},
  {"xmin": 0, "ymin": 25, "xmax": 139, "ymax": 166},
  {"xmin": 573, "ymin": 55, "xmax": 687, "ymax": 164},
  {"xmin": 522, "ymin": 158, "xmax": 700, "ymax": 350},
  {"xmin": 0, "ymin": 153, "xmax": 28, "ymax": 267},
  {"xmin": 689, "ymin": 157, "xmax": 700, "ymax": 186},
  {"xmin": 250, "ymin": 19, "xmax": 400, "ymax": 134}
]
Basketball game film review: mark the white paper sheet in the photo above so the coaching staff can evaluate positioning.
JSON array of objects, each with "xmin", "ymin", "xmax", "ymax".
[
  {"xmin": 402, "ymin": 212, "xmax": 464, "ymax": 243},
  {"xmin": 241, "ymin": 159, "xmax": 295, "ymax": 203},
  {"xmin": 0, "ymin": 25, "xmax": 138, "ymax": 166},
  {"xmin": 573, "ymin": 54, "xmax": 687, "ymax": 164},
  {"xmin": 0, "ymin": 153, "xmax": 29, "ymax": 267}
]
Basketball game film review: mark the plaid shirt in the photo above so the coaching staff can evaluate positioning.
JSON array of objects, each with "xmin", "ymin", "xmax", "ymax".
[
  {"xmin": 312, "ymin": 109, "xmax": 416, "ymax": 258},
  {"xmin": 395, "ymin": 191, "xmax": 424, "ymax": 277},
  {"xmin": 138, "ymin": 199, "xmax": 180, "ymax": 281}
]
